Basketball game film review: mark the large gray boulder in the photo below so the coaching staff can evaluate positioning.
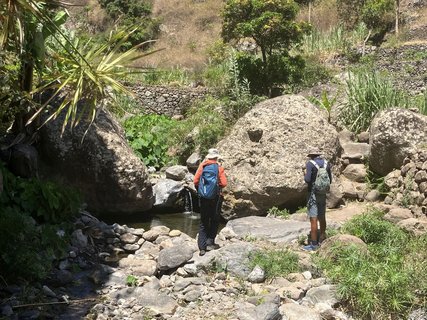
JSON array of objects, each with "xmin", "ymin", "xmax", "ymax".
[
  {"xmin": 370, "ymin": 108, "xmax": 427, "ymax": 176},
  {"xmin": 219, "ymin": 95, "xmax": 340, "ymax": 218},
  {"xmin": 38, "ymin": 109, "xmax": 153, "ymax": 215}
]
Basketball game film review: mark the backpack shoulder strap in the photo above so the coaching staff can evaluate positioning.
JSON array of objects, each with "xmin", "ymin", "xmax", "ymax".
[
  {"xmin": 310, "ymin": 160, "xmax": 320, "ymax": 169},
  {"xmin": 323, "ymin": 160, "xmax": 328, "ymax": 168}
]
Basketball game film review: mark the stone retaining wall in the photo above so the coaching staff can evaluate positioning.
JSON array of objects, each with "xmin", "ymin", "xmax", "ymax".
[
  {"xmin": 384, "ymin": 148, "xmax": 427, "ymax": 216},
  {"xmin": 126, "ymin": 84, "xmax": 211, "ymax": 117}
]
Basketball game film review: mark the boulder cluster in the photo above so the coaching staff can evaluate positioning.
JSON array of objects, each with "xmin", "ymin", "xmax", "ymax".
[
  {"xmin": 1, "ymin": 211, "xmax": 352, "ymax": 320},
  {"xmin": 384, "ymin": 148, "xmax": 427, "ymax": 218}
]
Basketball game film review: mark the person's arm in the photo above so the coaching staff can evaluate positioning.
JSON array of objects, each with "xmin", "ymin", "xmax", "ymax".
[
  {"xmin": 304, "ymin": 161, "xmax": 313, "ymax": 184},
  {"xmin": 327, "ymin": 162, "xmax": 333, "ymax": 183},
  {"xmin": 193, "ymin": 163, "xmax": 204, "ymax": 188},
  {"xmin": 218, "ymin": 166, "xmax": 227, "ymax": 188}
]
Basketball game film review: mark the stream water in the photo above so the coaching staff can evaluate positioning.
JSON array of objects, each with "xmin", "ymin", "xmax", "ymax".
[
  {"xmin": 103, "ymin": 189, "xmax": 201, "ymax": 238},
  {"xmin": 104, "ymin": 211, "xmax": 202, "ymax": 238},
  {"xmin": 103, "ymin": 189, "xmax": 226, "ymax": 238}
]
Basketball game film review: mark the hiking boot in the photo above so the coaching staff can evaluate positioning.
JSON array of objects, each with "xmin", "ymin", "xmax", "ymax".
[
  {"xmin": 206, "ymin": 244, "xmax": 220, "ymax": 251},
  {"xmin": 302, "ymin": 244, "xmax": 319, "ymax": 251},
  {"xmin": 199, "ymin": 250, "xmax": 206, "ymax": 256}
]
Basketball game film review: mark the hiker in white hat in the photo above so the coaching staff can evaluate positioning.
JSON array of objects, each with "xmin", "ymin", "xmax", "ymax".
[{"xmin": 194, "ymin": 148, "xmax": 227, "ymax": 256}]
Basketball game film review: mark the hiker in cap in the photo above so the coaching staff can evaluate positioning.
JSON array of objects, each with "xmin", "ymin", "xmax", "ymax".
[
  {"xmin": 303, "ymin": 149, "xmax": 332, "ymax": 251},
  {"xmin": 194, "ymin": 148, "xmax": 227, "ymax": 256}
]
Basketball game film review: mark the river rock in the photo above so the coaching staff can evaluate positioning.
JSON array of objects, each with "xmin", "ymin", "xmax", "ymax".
[
  {"xmin": 370, "ymin": 108, "xmax": 427, "ymax": 176},
  {"xmin": 218, "ymin": 95, "xmax": 339, "ymax": 218},
  {"xmin": 38, "ymin": 108, "xmax": 153, "ymax": 215},
  {"xmin": 226, "ymin": 216, "xmax": 310, "ymax": 243}
]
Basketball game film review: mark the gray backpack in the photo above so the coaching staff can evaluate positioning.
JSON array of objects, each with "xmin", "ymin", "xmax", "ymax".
[{"xmin": 310, "ymin": 160, "xmax": 330, "ymax": 194}]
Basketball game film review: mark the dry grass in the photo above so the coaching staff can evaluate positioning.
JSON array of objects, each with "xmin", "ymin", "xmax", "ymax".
[
  {"xmin": 66, "ymin": 0, "xmax": 109, "ymax": 32},
  {"xmin": 297, "ymin": 0, "xmax": 338, "ymax": 32},
  {"xmin": 135, "ymin": 0, "xmax": 223, "ymax": 69}
]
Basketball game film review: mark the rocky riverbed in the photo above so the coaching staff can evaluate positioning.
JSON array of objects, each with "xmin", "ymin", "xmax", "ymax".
[{"xmin": 2, "ymin": 201, "xmax": 427, "ymax": 320}]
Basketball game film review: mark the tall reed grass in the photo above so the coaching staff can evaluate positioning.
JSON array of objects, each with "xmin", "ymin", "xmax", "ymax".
[
  {"xmin": 300, "ymin": 23, "xmax": 368, "ymax": 56},
  {"xmin": 338, "ymin": 71, "xmax": 412, "ymax": 133}
]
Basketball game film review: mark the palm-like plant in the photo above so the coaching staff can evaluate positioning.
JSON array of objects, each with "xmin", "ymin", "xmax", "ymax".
[
  {"xmin": 0, "ymin": 0, "xmax": 159, "ymax": 134},
  {"xmin": 31, "ymin": 30, "xmax": 159, "ymax": 133}
]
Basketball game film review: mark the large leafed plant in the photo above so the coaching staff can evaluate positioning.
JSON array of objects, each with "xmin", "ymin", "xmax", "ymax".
[{"xmin": 0, "ymin": 0, "xmax": 158, "ymax": 135}]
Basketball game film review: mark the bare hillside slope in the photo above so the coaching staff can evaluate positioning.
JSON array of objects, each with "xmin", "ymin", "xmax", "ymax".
[{"xmin": 142, "ymin": 0, "xmax": 223, "ymax": 69}]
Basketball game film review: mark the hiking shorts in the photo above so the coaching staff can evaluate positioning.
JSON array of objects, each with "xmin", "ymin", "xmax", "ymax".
[{"xmin": 307, "ymin": 192, "xmax": 327, "ymax": 218}]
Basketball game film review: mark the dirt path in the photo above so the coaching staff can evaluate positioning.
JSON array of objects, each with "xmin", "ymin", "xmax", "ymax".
[{"xmin": 326, "ymin": 201, "xmax": 372, "ymax": 224}]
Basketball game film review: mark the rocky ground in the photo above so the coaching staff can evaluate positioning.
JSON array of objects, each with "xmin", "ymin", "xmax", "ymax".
[{"xmin": 0, "ymin": 201, "xmax": 381, "ymax": 320}]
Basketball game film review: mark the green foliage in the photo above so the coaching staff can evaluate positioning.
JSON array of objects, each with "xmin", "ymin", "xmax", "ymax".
[
  {"xmin": 337, "ymin": 0, "xmax": 394, "ymax": 43},
  {"xmin": 36, "ymin": 28, "xmax": 161, "ymax": 133},
  {"xmin": 222, "ymin": 0, "xmax": 310, "ymax": 96},
  {"xmin": 341, "ymin": 209, "xmax": 407, "ymax": 245},
  {"xmin": 222, "ymin": 52, "xmax": 265, "ymax": 120},
  {"xmin": 309, "ymin": 90, "xmax": 338, "ymax": 123},
  {"xmin": 0, "ymin": 207, "xmax": 50, "ymax": 282},
  {"xmin": 0, "ymin": 164, "xmax": 77, "ymax": 282},
  {"xmin": 366, "ymin": 167, "xmax": 388, "ymax": 195},
  {"xmin": 336, "ymin": 0, "xmax": 367, "ymax": 29},
  {"xmin": 171, "ymin": 97, "xmax": 228, "ymax": 158},
  {"xmin": 99, "ymin": 0, "xmax": 151, "ymax": 20},
  {"xmin": 1, "ymin": 163, "xmax": 81, "ymax": 223},
  {"xmin": 222, "ymin": 0, "xmax": 308, "ymax": 55},
  {"xmin": 316, "ymin": 209, "xmax": 424, "ymax": 319},
  {"xmin": 338, "ymin": 70, "xmax": 411, "ymax": 133},
  {"xmin": 235, "ymin": 52, "xmax": 305, "ymax": 96},
  {"xmin": 123, "ymin": 114, "xmax": 178, "ymax": 169},
  {"xmin": 98, "ymin": 0, "xmax": 159, "ymax": 50},
  {"xmin": 111, "ymin": 94, "xmax": 141, "ymax": 118},
  {"xmin": 0, "ymin": 0, "xmax": 160, "ymax": 134},
  {"xmin": 267, "ymin": 206, "xmax": 290, "ymax": 219},
  {"xmin": 296, "ymin": 55, "xmax": 333, "ymax": 90},
  {"xmin": 300, "ymin": 23, "xmax": 369, "ymax": 56},
  {"xmin": 206, "ymin": 40, "xmax": 231, "ymax": 65},
  {"xmin": 415, "ymin": 90, "xmax": 427, "ymax": 116},
  {"xmin": 126, "ymin": 274, "xmax": 139, "ymax": 286},
  {"xmin": 249, "ymin": 249, "xmax": 300, "ymax": 279},
  {"xmin": 361, "ymin": 0, "xmax": 394, "ymax": 35},
  {"xmin": 0, "ymin": 51, "xmax": 29, "ymax": 133}
]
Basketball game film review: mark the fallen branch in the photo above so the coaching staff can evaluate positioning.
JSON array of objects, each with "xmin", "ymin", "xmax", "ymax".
[{"xmin": 12, "ymin": 298, "xmax": 96, "ymax": 309}]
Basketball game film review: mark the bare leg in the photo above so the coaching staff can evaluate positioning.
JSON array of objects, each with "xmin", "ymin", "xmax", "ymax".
[
  {"xmin": 319, "ymin": 215, "xmax": 326, "ymax": 242},
  {"xmin": 310, "ymin": 217, "xmax": 318, "ymax": 244}
]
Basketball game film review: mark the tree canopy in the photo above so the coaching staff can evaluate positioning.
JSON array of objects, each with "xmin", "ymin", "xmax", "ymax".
[
  {"xmin": 221, "ymin": 0, "xmax": 310, "ymax": 96},
  {"xmin": 222, "ymin": 0, "xmax": 309, "ymax": 63}
]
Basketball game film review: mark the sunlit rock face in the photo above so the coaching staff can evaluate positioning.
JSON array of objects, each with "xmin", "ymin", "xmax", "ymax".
[{"xmin": 218, "ymin": 95, "xmax": 340, "ymax": 219}]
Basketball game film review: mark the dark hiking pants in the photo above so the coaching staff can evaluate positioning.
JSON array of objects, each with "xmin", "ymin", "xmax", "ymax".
[{"xmin": 198, "ymin": 196, "xmax": 221, "ymax": 250}]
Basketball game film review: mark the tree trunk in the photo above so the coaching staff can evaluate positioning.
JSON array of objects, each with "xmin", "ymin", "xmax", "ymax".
[
  {"xmin": 308, "ymin": 2, "xmax": 312, "ymax": 23},
  {"xmin": 395, "ymin": 0, "xmax": 400, "ymax": 36}
]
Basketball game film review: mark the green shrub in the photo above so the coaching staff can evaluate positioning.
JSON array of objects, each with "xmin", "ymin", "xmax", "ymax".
[
  {"xmin": 126, "ymin": 274, "xmax": 139, "ymax": 286},
  {"xmin": 300, "ymin": 23, "xmax": 368, "ymax": 56},
  {"xmin": 338, "ymin": 70, "xmax": 411, "ymax": 133},
  {"xmin": 123, "ymin": 114, "xmax": 179, "ymax": 169},
  {"xmin": 297, "ymin": 56, "xmax": 333, "ymax": 91},
  {"xmin": 249, "ymin": 249, "xmax": 299, "ymax": 279},
  {"xmin": 317, "ymin": 244, "xmax": 413, "ymax": 319},
  {"xmin": 316, "ymin": 210, "xmax": 423, "ymax": 319},
  {"xmin": 1, "ymin": 164, "xmax": 81, "ymax": 224},
  {"xmin": 111, "ymin": 94, "xmax": 141, "ymax": 118},
  {"xmin": 98, "ymin": 0, "xmax": 160, "ymax": 50},
  {"xmin": 236, "ymin": 52, "xmax": 305, "ymax": 96},
  {"xmin": 0, "ymin": 164, "xmax": 77, "ymax": 282},
  {"xmin": 0, "ymin": 51, "xmax": 30, "ymax": 134},
  {"xmin": 341, "ymin": 209, "xmax": 408, "ymax": 246},
  {"xmin": 267, "ymin": 207, "xmax": 290, "ymax": 219}
]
